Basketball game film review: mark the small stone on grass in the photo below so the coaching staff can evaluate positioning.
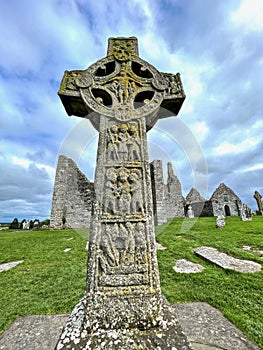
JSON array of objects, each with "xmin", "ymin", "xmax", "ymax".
[
  {"xmin": 63, "ymin": 248, "xmax": 71, "ymax": 253},
  {"xmin": 173, "ymin": 259, "xmax": 204, "ymax": 274},
  {"xmin": 0, "ymin": 260, "xmax": 24, "ymax": 273}
]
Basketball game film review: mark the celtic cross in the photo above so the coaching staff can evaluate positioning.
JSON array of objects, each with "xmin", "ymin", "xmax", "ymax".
[{"xmin": 56, "ymin": 37, "xmax": 188, "ymax": 350}]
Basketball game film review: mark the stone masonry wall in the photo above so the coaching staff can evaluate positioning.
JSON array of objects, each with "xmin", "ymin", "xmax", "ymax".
[
  {"xmin": 189, "ymin": 201, "xmax": 214, "ymax": 217},
  {"xmin": 50, "ymin": 155, "xmax": 94, "ymax": 229},
  {"xmin": 185, "ymin": 188, "xmax": 205, "ymax": 204},
  {"xmin": 185, "ymin": 188, "xmax": 207, "ymax": 217},
  {"xmin": 151, "ymin": 160, "xmax": 185, "ymax": 224},
  {"xmin": 150, "ymin": 160, "xmax": 168, "ymax": 225},
  {"xmin": 210, "ymin": 183, "xmax": 242, "ymax": 217},
  {"xmin": 165, "ymin": 162, "xmax": 185, "ymax": 218}
]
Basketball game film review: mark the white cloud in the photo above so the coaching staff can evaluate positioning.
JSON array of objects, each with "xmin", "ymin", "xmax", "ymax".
[
  {"xmin": 243, "ymin": 163, "xmax": 263, "ymax": 172},
  {"xmin": 214, "ymin": 138, "xmax": 258, "ymax": 155},
  {"xmin": 191, "ymin": 122, "xmax": 209, "ymax": 142},
  {"xmin": 231, "ymin": 0, "xmax": 263, "ymax": 31},
  {"xmin": 0, "ymin": 0, "xmax": 262, "ymax": 218}
]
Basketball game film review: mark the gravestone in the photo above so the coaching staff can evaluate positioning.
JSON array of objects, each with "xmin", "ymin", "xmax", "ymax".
[
  {"xmin": 55, "ymin": 37, "xmax": 190, "ymax": 349},
  {"xmin": 195, "ymin": 246, "xmax": 261, "ymax": 273},
  {"xmin": 216, "ymin": 214, "xmax": 226, "ymax": 228},
  {"xmin": 240, "ymin": 204, "xmax": 252, "ymax": 221},
  {"xmin": 186, "ymin": 205, "xmax": 194, "ymax": 218}
]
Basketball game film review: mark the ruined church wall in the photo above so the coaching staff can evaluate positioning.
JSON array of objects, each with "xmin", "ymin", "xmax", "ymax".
[
  {"xmin": 165, "ymin": 162, "xmax": 185, "ymax": 219},
  {"xmin": 50, "ymin": 155, "xmax": 94, "ymax": 229},
  {"xmin": 210, "ymin": 183, "xmax": 242, "ymax": 217},
  {"xmin": 190, "ymin": 201, "xmax": 214, "ymax": 217},
  {"xmin": 150, "ymin": 160, "xmax": 185, "ymax": 225},
  {"xmin": 150, "ymin": 160, "xmax": 167, "ymax": 225}
]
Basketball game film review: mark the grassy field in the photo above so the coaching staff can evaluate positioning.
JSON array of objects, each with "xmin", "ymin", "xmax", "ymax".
[{"xmin": 0, "ymin": 216, "xmax": 262, "ymax": 348}]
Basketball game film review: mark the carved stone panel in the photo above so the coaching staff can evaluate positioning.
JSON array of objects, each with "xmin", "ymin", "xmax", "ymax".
[
  {"xmin": 103, "ymin": 167, "xmax": 145, "ymax": 218},
  {"xmin": 106, "ymin": 121, "xmax": 141, "ymax": 163},
  {"xmin": 97, "ymin": 222, "xmax": 148, "ymax": 290}
]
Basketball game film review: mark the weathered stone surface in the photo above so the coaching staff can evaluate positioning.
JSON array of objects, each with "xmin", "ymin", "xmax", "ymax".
[
  {"xmin": 0, "ymin": 315, "xmax": 68, "ymax": 350},
  {"xmin": 253, "ymin": 190, "xmax": 263, "ymax": 215},
  {"xmin": 186, "ymin": 205, "xmax": 195, "ymax": 218},
  {"xmin": 50, "ymin": 155, "xmax": 94, "ymax": 229},
  {"xmin": 55, "ymin": 36, "xmax": 188, "ymax": 349},
  {"xmin": 166, "ymin": 162, "xmax": 185, "ymax": 218},
  {"xmin": 150, "ymin": 160, "xmax": 185, "ymax": 225},
  {"xmin": 173, "ymin": 259, "xmax": 204, "ymax": 273},
  {"xmin": 0, "ymin": 260, "xmax": 23, "ymax": 273},
  {"xmin": 210, "ymin": 183, "xmax": 242, "ymax": 217},
  {"xmin": 56, "ymin": 297, "xmax": 191, "ymax": 350},
  {"xmin": 150, "ymin": 159, "xmax": 168, "ymax": 225},
  {"xmin": 216, "ymin": 214, "xmax": 226, "ymax": 228},
  {"xmin": 195, "ymin": 246, "xmax": 262, "ymax": 273},
  {"xmin": 174, "ymin": 302, "xmax": 260, "ymax": 350},
  {"xmin": 186, "ymin": 188, "xmax": 205, "ymax": 204},
  {"xmin": 0, "ymin": 303, "xmax": 260, "ymax": 349},
  {"xmin": 240, "ymin": 203, "xmax": 252, "ymax": 221}
]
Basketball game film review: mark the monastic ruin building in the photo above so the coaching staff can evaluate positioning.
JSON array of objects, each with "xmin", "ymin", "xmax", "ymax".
[
  {"xmin": 184, "ymin": 188, "xmax": 211, "ymax": 217},
  {"xmin": 50, "ymin": 156, "xmax": 245, "ymax": 228},
  {"xmin": 209, "ymin": 182, "xmax": 242, "ymax": 217},
  {"xmin": 50, "ymin": 155, "xmax": 94, "ymax": 229},
  {"xmin": 185, "ymin": 188, "xmax": 205, "ymax": 203},
  {"xmin": 185, "ymin": 183, "xmax": 243, "ymax": 218},
  {"xmin": 150, "ymin": 160, "xmax": 184, "ymax": 225}
]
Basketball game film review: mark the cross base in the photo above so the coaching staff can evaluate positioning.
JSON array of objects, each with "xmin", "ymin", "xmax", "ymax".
[{"xmin": 55, "ymin": 295, "xmax": 191, "ymax": 350}]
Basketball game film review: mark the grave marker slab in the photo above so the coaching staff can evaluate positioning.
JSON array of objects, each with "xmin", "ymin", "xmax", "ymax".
[{"xmin": 195, "ymin": 246, "xmax": 262, "ymax": 273}]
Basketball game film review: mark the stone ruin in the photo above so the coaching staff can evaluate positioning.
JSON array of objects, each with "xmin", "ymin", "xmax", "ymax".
[
  {"xmin": 150, "ymin": 160, "xmax": 185, "ymax": 224},
  {"xmin": 50, "ymin": 155, "xmax": 94, "ymax": 229},
  {"xmin": 210, "ymin": 183, "xmax": 242, "ymax": 217},
  {"xmin": 50, "ymin": 157, "xmax": 249, "ymax": 228}
]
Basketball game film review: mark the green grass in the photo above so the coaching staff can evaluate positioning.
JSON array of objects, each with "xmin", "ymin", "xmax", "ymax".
[
  {"xmin": 0, "ymin": 229, "xmax": 87, "ymax": 334},
  {"xmin": 0, "ymin": 217, "xmax": 262, "ymax": 348},
  {"xmin": 156, "ymin": 216, "xmax": 263, "ymax": 349}
]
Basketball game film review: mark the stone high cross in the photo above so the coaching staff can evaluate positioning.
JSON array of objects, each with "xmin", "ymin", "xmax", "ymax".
[
  {"xmin": 254, "ymin": 190, "xmax": 263, "ymax": 215},
  {"xmin": 55, "ymin": 37, "xmax": 189, "ymax": 349}
]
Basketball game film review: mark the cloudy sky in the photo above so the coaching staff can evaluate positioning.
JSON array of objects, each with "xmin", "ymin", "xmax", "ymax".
[{"xmin": 0, "ymin": 0, "xmax": 262, "ymax": 222}]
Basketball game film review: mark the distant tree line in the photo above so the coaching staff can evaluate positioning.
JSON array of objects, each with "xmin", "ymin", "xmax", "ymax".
[{"xmin": 9, "ymin": 218, "xmax": 50, "ymax": 229}]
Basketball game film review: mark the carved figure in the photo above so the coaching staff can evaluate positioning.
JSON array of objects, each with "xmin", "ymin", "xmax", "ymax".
[
  {"xmin": 104, "ymin": 168, "xmax": 118, "ymax": 214},
  {"xmin": 115, "ymin": 223, "xmax": 130, "ymax": 266},
  {"xmin": 118, "ymin": 123, "xmax": 130, "ymax": 161},
  {"xmin": 127, "ymin": 124, "xmax": 140, "ymax": 161},
  {"xmin": 129, "ymin": 169, "xmax": 144, "ymax": 214},
  {"xmin": 99, "ymin": 225, "xmax": 116, "ymax": 272},
  {"xmin": 107, "ymin": 125, "xmax": 119, "ymax": 161},
  {"xmin": 117, "ymin": 168, "xmax": 131, "ymax": 214}
]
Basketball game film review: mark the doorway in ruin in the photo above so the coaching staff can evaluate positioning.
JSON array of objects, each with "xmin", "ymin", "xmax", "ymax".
[{"xmin": 224, "ymin": 204, "xmax": 231, "ymax": 216}]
